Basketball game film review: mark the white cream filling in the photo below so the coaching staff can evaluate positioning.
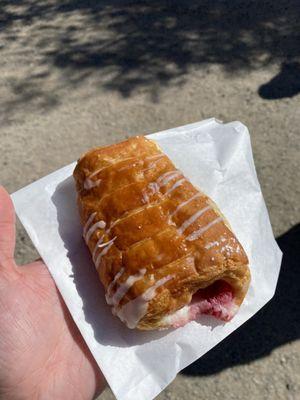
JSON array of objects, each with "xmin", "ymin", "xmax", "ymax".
[
  {"xmin": 161, "ymin": 299, "xmax": 239, "ymax": 328},
  {"xmin": 161, "ymin": 305, "xmax": 190, "ymax": 326}
]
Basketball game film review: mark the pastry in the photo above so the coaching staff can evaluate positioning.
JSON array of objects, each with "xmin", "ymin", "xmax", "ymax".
[{"xmin": 73, "ymin": 136, "xmax": 250, "ymax": 330}]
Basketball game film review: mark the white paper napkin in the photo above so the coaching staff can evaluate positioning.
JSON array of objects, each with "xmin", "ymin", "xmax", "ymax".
[{"xmin": 11, "ymin": 118, "xmax": 282, "ymax": 400}]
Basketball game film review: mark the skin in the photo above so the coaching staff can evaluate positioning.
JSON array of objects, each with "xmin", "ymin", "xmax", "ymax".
[{"xmin": 0, "ymin": 186, "xmax": 106, "ymax": 400}]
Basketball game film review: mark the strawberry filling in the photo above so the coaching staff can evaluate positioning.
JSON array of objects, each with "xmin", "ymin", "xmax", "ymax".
[
  {"xmin": 163, "ymin": 280, "xmax": 237, "ymax": 328},
  {"xmin": 188, "ymin": 280, "xmax": 235, "ymax": 322}
]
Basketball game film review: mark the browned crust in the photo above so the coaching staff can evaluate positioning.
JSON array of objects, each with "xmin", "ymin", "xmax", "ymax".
[{"xmin": 73, "ymin": 136, "xmax": 250, "ymax": 330}]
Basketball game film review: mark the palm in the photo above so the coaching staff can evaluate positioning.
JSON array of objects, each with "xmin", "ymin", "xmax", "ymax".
[{"xmin": 0, "ymin": 187, "xmax": 104, "ymax": 400}]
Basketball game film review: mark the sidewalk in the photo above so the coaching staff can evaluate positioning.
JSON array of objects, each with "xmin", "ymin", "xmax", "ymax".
[{"xmin": 0, "ymin": 2, "xmax": 299, "ymax": 399}]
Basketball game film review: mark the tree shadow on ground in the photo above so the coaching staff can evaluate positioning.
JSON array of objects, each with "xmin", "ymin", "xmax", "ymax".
[
  {"xmin": 182, "ymin": 223, "xmax": 299, "ymax": 376},
  {"xmin": 0, "ymin": 0, "xmax": 300, "ymax": 122},
  {"xmin": 259, "ymin": 61, "xmax": 300, "ymax": 99}
]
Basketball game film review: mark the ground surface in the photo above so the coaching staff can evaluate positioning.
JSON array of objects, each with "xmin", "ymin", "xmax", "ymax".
[{"xmin": 0, "ymin": 1, "xmax": 299, "ymax": 399}]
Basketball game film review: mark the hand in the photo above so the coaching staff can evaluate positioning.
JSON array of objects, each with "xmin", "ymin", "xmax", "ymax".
[{"xmin": 0, "ymin": 187, "xmax": 106, "ymax": 400}]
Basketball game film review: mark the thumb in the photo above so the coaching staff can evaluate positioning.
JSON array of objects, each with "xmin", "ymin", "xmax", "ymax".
[{"xmin": 0, "ymin": 186, "xmax": 16, "ymax": 269}]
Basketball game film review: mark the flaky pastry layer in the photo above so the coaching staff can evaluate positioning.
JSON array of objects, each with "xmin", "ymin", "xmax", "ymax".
[{"xmin": 73, "ymin": 136, "xmax": 250, "ymax": 330}]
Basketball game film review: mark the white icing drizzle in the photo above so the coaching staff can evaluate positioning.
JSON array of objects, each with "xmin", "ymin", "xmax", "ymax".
[
  {"xmin": 95, "ymin": 238, "xmax": 116, "ymax": 270},
  {"xmin": 205, "ymin": 240, "xmax": 220, "ymax": 250},
  {"xmin": 165, "ymin": 178, "xmax": 186, "ymax": 196},
  {"xmin": 106, "ymin": 268, "xmax": 125, "ymax": 298},
  {"xmin": 145, "ymin": 154, "xmax": 164, "ymax": 161},
  {"xmin": 84, "ymin": 167, "xmax": 104, "ymax": 190},
  {"xmin": 84, "ymin": 178, "xmax": 102, "ymax": 190},
  {"xmin": 83, "ymin": 154, "xmax": 163, "ymax": 192},
  {"xmin": 154, "ymin": 170, "xmax": 173, "ymax": 185},
  {"xmin": 170, "ymin": 192, "xmax": 202, "ymax": 217},
  {"xmin": 83, "ymin": 157, "xmax": 136, "ymax": 190},
  {"xmin": 106, "ymin": 219, "xmax": 118, "ymax": 234},
  {"xmin": 115, "ymin": 275, "xmax": 173, "ymax": 329},
  {"xmin": 157, "ymin": 170, "xmax": 182, "ymax": 187},
  {"xmin": 85, "ymin": 220, "xmax": 106, "ymax": 244},
  {"xmin": 93, "ymin": 236, "xmax": 116, "ymax": 261},
  {"xmin": 146, "ymin": 156, "xmax": 165, "ymax": 170},
  {"xmin": 143, "ymin": 170, "xmax": 182, "ymax": 201},
  {"xmin": 83, "ymin": 212, "xmax": 97, "ymax": 237},
  {"xmin": 92, "ymin": 235, "xmax": 105, "ymax": 260},
  {"xmin": 141, "ymin": 154, "xmax": 165, "ymax": 172},
  {"xmin": 118, "ymin": 160, "xmax": 141, "ymax": 172},
  {"xmin": 106, "ymin": 268, "xmax": 147, "ymax": 307},
  {"xmin": 92, "ymin": 219, "xmax": 119, "ymax": 255},
  {"xmin": 148, "ymin": 182, "xmax": 160, "ymax": 194},
  {"xmin": 186, "ymin": 217, "xmax": 222, "ymax": 241},
  {"xmin": 178, "ymin": 205, "xmax": 211, "ymax": 234},
  {"xmin": 142, "ymin": 191, "xmax": 149, "ymax": 204},
  {"xmin": 87, "ymin": 167, "xmax": 103, "ymax": 179}
]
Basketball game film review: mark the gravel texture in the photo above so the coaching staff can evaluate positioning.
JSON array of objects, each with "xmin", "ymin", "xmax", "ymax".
[{"xmin": 0, "ymin": 1, "xmax": 299, "ymax": 399}]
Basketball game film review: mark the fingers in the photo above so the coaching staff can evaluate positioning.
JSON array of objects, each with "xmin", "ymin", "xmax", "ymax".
[{"xmin": 0, "ymin": 186, "xmax": 16, "ymax": 269}]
